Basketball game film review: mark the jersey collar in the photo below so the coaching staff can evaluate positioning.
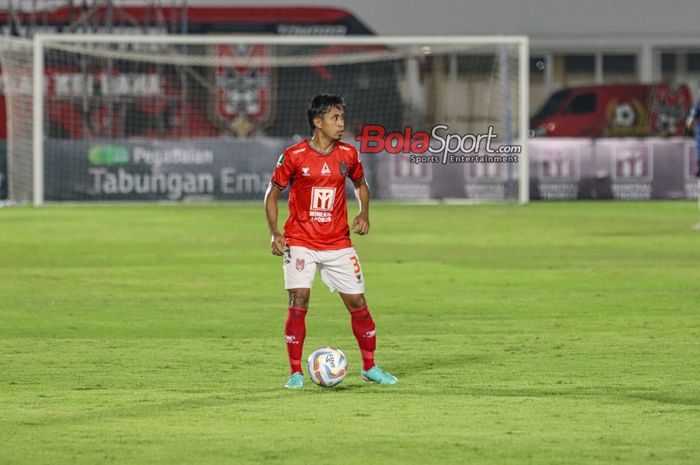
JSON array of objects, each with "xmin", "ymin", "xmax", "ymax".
[{"xmin": 307, "ymin": 139, "xmax": 337, "ymax": 156}]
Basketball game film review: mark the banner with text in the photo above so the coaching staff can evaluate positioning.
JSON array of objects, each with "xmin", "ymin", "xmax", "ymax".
[
  {"xmin": 44, "ymin": 138, "xmax": 375, "ymax": 201},
  {"xmin": 528, "ymin": 138, "xmax": 698, "ymax": 200},
  {"xmin": 35, "ymin": 137, "xmax": 700, "ymax": 201}
]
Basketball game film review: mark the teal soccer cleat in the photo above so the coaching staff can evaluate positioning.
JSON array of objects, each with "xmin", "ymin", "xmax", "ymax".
[
  {"xmin": 361, "ymin": 365, "xmax": 398, "ymax": 385},
  {"xmin": 285, "ymin": 372, "xmax": 304, "ymax": 389}
]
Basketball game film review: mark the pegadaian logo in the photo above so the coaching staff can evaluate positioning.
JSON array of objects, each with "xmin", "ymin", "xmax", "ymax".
[{"xmin": 88, "ymin": 145, "xmax": 130, "ymax": 166}]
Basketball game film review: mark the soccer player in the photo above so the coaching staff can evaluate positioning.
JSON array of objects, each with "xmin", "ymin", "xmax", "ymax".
[
  {"xmin": 264, "ymin": 94, "xmax": 397, "ymax": 389},
  {"xmin": 687, "ymin": 93, "xmax": 700, "ymax": 177}
]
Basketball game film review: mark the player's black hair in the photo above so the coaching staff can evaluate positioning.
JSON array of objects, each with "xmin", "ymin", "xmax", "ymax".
[{"xmin": 307, "ymin": 94, "xmax": 346, "ymax": 135}]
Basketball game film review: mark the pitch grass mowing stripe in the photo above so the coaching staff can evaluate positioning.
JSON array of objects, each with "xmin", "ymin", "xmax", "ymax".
[{"xmin": 0, "ymin": 201, "xmax": 699, "ymax": 464}]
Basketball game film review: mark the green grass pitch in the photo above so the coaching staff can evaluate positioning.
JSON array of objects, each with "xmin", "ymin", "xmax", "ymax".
[{"xmin": 1, "ymin": 201, "xmax": 699, "ymax": 464}]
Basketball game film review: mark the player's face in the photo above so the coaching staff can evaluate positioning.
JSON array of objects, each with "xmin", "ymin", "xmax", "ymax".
[{"xmin": 316, "ymin": 106, "xmax": 345, "ymax": 141}]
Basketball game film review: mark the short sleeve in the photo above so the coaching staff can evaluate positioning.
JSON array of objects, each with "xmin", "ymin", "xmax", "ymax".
[
  {"xmin": 271, "ymin": 152, "xmax": 294, "ymax": 190},
  {"xmin": 348, "ymin": 149, "xmax": 365, "ymax": 184}
]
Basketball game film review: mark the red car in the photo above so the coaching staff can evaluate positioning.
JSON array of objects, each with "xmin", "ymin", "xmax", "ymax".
[{"xmin": 530, "ymin": 83, "xmax": 692, "ymax": 137}]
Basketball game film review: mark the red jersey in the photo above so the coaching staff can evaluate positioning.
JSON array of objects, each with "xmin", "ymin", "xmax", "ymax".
[{"xmin": 271, "ymin": 139, "xmax": 365, "ymax": 251}]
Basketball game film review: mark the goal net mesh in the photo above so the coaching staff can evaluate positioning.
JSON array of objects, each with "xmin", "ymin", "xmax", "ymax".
[{"xmin": 0, "ymin": 37, "xmax": 525, "ymax": 203}]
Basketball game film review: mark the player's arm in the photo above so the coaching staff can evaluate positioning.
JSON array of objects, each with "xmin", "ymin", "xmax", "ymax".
[
  {"xmin": 264, "ymin": 183, "xmax": 286, "ymax": 255},
  {"xmin": 687, "ymin": 105, "xmax": 699, "ymax": 130},
  {"xmin": 351, "ymin": 178, "xmax": 370, "ymax": 235},
  {"xmin": 686, "ymin": 114, "xmax": 696, "ymax": 131}
]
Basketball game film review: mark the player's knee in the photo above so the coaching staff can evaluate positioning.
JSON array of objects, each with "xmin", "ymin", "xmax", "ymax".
[
  {"xmin": 288, "ymin": 289, "xmax": 310, "ymax": 309},
  {"xmin": 345, "ymin": 294, "xmax": 367, "ymax": 311}
]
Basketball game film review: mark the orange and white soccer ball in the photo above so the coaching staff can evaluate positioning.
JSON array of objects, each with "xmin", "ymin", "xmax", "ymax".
[{"xmin": 307, "ymin": 347, "xmax": 348, "ymax": 387}]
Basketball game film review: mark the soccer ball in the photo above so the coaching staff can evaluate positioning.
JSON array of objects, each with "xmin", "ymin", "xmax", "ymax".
[{"xmin": 307, "ymin": 347, "xmax": 348, "ymax": 387}]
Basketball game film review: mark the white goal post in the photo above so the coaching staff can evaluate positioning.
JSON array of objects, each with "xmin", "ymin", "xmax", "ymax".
[{"xmin": 2, "ymin": 34, "xmax": 529, "ymax": 205}]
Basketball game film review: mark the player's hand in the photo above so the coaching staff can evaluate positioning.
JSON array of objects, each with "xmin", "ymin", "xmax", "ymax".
[
  {"xmin": 352, "ymin": 212, "xmax": 370, "ymax": 235},
  {"xmin": 270, "ymin": 232, "xmax": 285, "ymax": 256}
]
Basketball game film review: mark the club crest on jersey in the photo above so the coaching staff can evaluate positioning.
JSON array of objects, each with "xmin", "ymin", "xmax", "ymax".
[
  {"xmin": 209, "ymin": 44, "xmax": 273, "ymax": 135},
  {"xmin": 301, "ymin": 167, "xmax": 311, "ymax": 176},
  {"xmin": 339, "ymin": 161, "xmax": 348, "ymax": 176},
  {"xmin": 321, "ymin": 162, "xmax": 331, "ymax": 176},
  {"xmin": 295, "ymin": 258, "xmax": 305, "ymax": 272}
]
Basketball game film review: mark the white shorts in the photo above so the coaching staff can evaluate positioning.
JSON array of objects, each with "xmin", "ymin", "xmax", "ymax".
[{"xmin": 283, "ymin": 246, "xmax": 365, "ymax": 294}]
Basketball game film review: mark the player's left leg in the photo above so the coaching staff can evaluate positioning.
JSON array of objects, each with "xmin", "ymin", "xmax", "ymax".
[
  {"xmin": 318, "ymin": 248, "xmax": 397, "ymax": 385},
  {"xmin": 339, "ymin": 293, "xmax": 397, "ymax": 385},
  {"xmin": 339, "ymin": 292, "xmax": 374, "ymax": 370}
]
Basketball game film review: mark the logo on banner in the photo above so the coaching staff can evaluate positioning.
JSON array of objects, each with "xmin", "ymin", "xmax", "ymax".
[
  {"xmin": 464, "ymin": 152, "xmax": 511, "ymax": 201},
  {"xmin": 649, "ymin": 84, "xmax": 692, "ymax": 136},
  {"xmin": 210, "ymin": 44, "xmax": 273, "ymax": 136},
  {"xmin": 88, "ymin": 145, "xmax": 130, "ymax": 166},
  {"xmin": 604, "ymin": 99, "xmax": 647, "ymax": 136},
  {"xmin": 392, "ymin": 154, "xmax": 432, "ymax": 181},
  {"xmin": 466, "ymin": 161, "xmax": 508, "ymax": 181},
  {"xmin": 535, "ymin": 146, "xmax": 580, "ymax": 200},
  {"xmin": 388, "ymin": 153, "xmax": 432, "ymax": 200},
  {"xmin": 611, "ymin": 145, "xmax": 654, "ymax": 199}
]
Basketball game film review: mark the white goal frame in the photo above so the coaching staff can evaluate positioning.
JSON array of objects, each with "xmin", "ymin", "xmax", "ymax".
[{"xmin": 30, "ymin": 34, "xmax": 529, "ymax": 205}]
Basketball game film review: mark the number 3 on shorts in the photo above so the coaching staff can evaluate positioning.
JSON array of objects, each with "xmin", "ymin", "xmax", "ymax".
[{"xmin": 349, "ymin": 255, "xmax": 361, "ymax": 274}]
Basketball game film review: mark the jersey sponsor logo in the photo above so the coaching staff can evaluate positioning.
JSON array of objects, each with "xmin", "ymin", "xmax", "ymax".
[
  {"xmin": 310, "ymin": 186, "xmax": 336, "ymax": 223},
  {"xmin": 311, "ymin": 187, "xmax": 336, "ymax": 211},
  {"xmin": 339, "ymin": 161, "xmax": 348, "ymax": 176},
  {"xmin": 321, "ymin": 162, "xmax": 331, "ymax": 176},
  {"xmin": 295, "ymin": 258, "xmax": 305, "ymax": 272},
  {"xmin": 292, "ymin": 147, "xmax": 306, "ymax": 154},
  {"xmin": 338, "ymin": 144, "xmax": 351, "ymax": 151},
  {"xmin": 301, "ymin": 166, "xmax": 311, "ymax": 176},
  {"xmin": 276, "ymin": 154, "xmax": 285, "ymax": 167}
]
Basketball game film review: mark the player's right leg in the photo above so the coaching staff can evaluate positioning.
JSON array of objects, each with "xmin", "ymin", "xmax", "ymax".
[
  {"xmin": 284, "ymin": 288, "xmax": 309, "ymax": 389},
  {"xmin": 283, "ymin": 247, "xmax": 317, "ymax": 389},
  {"xmin": 339, "ymin": 292, "xmax": 398, "ymax": 385}
]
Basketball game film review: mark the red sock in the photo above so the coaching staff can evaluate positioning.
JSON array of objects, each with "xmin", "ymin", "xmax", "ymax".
[
  {"xmin": 285, "ymin": 306, "xmax": 307, "ymax": 374},
  {"xmin": 349, "ymin": 305, "xmax": 376, "ymax": 371}
]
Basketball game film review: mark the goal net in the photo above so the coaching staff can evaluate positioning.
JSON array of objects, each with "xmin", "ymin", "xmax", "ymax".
[{"xmin": 0, "ymin": 35, "xmax": 528, "ymax": 205}]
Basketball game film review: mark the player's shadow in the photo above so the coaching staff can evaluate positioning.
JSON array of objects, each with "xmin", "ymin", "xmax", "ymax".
[
  {"xmin": 305, "ymin": 379, "xmax": 402, "ymax": 393},
  {"xmin": 309, "ymin": 383, "xmax": 366, "ymax": 393},
  {"xmin": 401, "ymin": 354, "xmax": 490, "ymax": 375}
]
